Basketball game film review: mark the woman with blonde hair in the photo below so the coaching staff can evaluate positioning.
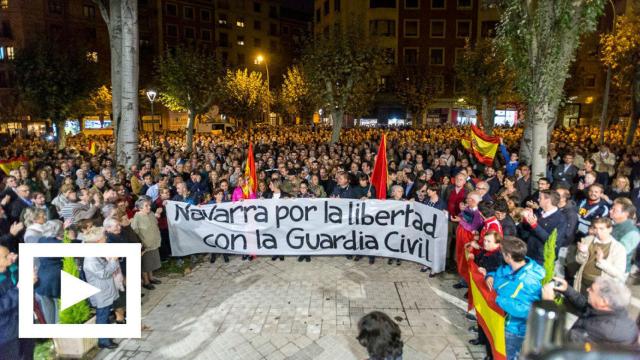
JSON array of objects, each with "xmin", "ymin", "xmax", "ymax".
[{"xmin": 602, "ymin": 175, "xmax": 631, "ymax": 204}]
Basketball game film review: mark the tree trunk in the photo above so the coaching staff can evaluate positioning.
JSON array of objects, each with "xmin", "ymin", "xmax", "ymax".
[
  {"xmin": 186, "ymin": 107, "xmax": 196, "ymax": 153},
  {"xmin": 530, "ymin": 103, "xmax": 557, "ymax": 190},
  {"xmin": 330, "ymin": 110, "xmax": 343, "ymax": 144},
  {"xmin": 519, "ymin": 109, "xmax": 533, "ymax": 165},
  {"xmin": 481, "ymin": 96, "xmax": 496, "ymax": 135},
  {"xmin": 118, "ymin": 0, "xmax": 139, "ymax": 168},
  {"xmin": 100, "ymin": 0, "xmax": 122, "ymax": 160},
  {"xmin": 625, "ymin": 64, "xmax": 640, "ymax": 146},
  {"xmin": 55, "ymin": 119, "xmax": 67, "ymax": 149},
  {"xmin": 598, "ymin": 67, "xmax": 612, "ymax": 145}
]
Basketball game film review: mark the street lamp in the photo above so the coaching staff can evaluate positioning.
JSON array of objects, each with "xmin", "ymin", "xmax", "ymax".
[
  {"xmin": 146, "ymin": 89, "xmax": 157, "ymax": 147},
  {"xmin": 255, "ymin": 54, "xmax": 270, "ymax": 125},
  {"xmin": 598, "ymin": 0, "xmax": 616, "ymax": 145}
]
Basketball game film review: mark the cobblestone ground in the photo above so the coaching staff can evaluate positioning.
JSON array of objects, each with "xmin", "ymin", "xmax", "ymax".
[{"xmin": 92, "ymin": 257, "xmax": 494, "ymax": 360}]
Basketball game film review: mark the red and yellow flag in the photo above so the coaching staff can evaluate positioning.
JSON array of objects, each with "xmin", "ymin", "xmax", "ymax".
[
  {"xmin": 0, "ymin": 157, "xmax": 29, "ymax": 175},
  {"xmin": 370, "ymin": 133, "xmax": 388, "ymax": 199},
  {"xmin": 461, "ymin": 125, "xmax": 500, "ymax": 166},
  {"xmin": 88, "ymin": 140, "xmax": 97, "ymax": 155},
  {"xmin": 469, "ymin": 260, "xmax": 507, "ymax": 360},
  {"xmin": 242, "ymin": 143, "xmax": 257, "ymax": 199}
]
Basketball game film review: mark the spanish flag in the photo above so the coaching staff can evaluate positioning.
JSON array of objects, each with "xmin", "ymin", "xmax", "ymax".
[
  {"xmin": 370, "ymin": 133, "xmax": 388, "ymax": 199},
  {"xmin": 242, "ymin": 143, "xmax": 257, "ymax": 199},
  {"xmin": 0, "ymin": 157, "xmax": 29, "ymax": 175},
  {"xmin": 88, "ymin": 141, "xmax": 97, "ymax": 155},
  {"xmin": 461, "ymin": 125, "xmax": 500, "ymax": 166},
  {"xmin": 469, "ymin": 260, "xmax": 507, "ymax": 360}
]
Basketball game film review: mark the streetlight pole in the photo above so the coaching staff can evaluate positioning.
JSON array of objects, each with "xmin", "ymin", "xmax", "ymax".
[
  {"xmin": 255, "ymin": 55, "xmax": 270, "ymax": 125},
  {"xmin": 598, "ymin": 0, "xmax": 616, "ymax": 145},
  {"xmin": 146, "ymin": 89, "xmax": 157, "ymax": 147}
]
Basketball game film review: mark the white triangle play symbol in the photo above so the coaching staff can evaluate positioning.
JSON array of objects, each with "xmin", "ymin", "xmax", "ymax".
[{"xmin": 60, "ymin": 270, "xmax": 101, "ymax": 311}]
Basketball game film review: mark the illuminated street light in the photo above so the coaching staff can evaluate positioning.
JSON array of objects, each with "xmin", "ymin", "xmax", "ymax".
[
  {"xmin": 146, "ymin": 89, "xmax": 157, "ymax": 146},
  {"xmin": 255, "ymin": 54, "xmax": 270, "ymax": 125}
]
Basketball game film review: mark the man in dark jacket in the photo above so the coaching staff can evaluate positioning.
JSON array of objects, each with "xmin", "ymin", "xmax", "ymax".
[
  {"xmin": 520, "ymin": 190, "xmax": 567, "ymax": 265},
  {"xmin": 552, "ymin": 153, "xmax": 578, "ymax": 189},
  {"xmin": 330, "ymin": 172, "xmax": 356, "ymax": 199},
  {"xmin": 0, "ymin": 244, "xmax": 20, "ymax": 357},
  {"xmin": 543, "ymin": 276, "xmax": 639, "ymax": 346}
]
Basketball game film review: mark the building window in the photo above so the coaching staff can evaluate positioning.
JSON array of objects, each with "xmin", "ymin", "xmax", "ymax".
[
  {"xmin": 237, "ymin": 36, "xmax": 245, "ymax": 46},
  {"xmin": 456, "ymin": 20, "xmax": 471, "ymax": 38},
  {"xmin": 315, "ymin": 8, "xmax": 321, "ymax": 23},
  {"xmin": 254, "ymin": 20, "xmax": 261, "ymax": 30},
  {"xmin": 83, "ymin": 5, "xmax": 95, "ymax": 18},
  {"xmin": 202, "ymin": 29, "xmax": 212, "ymax": 41},
  {"xmin": 236, "ymin": 18, "xmax": 245, "ymax": 27},
  {"xmin": 48, "ymin": 0, "xmax": 63, "ymax": 14},
  {"xmin": 430, "ymin": 20, "xmax": 445, "ymax": 38},
  {"xmin": 335, "ymin": 0, "xmax": 341, "ymax": 11},
  {"xmin": 0, "ymin": 0, "xmax": 7, "ymax": 10},
  {"xmin": 86, "ymin": 51, "xmax": 98, "ymax": 63},
  {"xmin": 269, "ymin": 23, "xmax": 278, "ymax": 36},
  {"xmin": 432, "ymin": 75, "xmax": 444, "ymax": 94},
  {"xmin": 6, "ymin": 46, "xmax": 13, "ymax": 60},
  {"xmin": 370, "ymin": 0, "xmax": 396, "ymax": 8},
  {"xmin": 237, "ymin": 53, "xmax": 245, "ymax": 65},
  {"xmin": 429, "ymin": 47, "xmax": 445, "ymax": 65},
  {"xmin": 166, "ymin": 24, "xmax": 178, "ymax": 37},
  {"xmin": 183, "ymin": 6, "xmax": 194, "ymax": 20},
  {"xmin": 458, "ymin": 0, "xmax": 472, "ymax": 9},
  {"xmin": 0, "ymin": 47, "xmax": 5, "ymax": 61},
  {"xmin": 323, "ymin": 0, "xmax": 329, "ymax": 15},
  {"xmin": 1, "ymin": 21, "xmax": 12, "ymax": 37},
  {"xmin": 404, "ymin": 19, "xmax": 419, "ymax": 37},
  {"xmin": 369, "ymin": 20, "xmax": 396, "ymax": 37},
  {"xmin": 184, "ymin": 27, "xmax": 195, "ymax": 39},
  {"xmin": 219, "ymin": 32, "xmax": 229, "ymax": 46},
  {"xmin": 431, "ymin": 0, "xmax": 445, "ymax": 9},
  {"xmin": 254, "ymin": 38, "xmax": 262, "ymax": 47},
  {"xmin": 201, "ymin": 9, "xmax": 211, "ymax": 22},
  {"xmin": 253, "ymin": 2, "xmax": 261, "ymax": 12},
  {"xmin": 282, "ymin": 25, "xmax": 289, "ymax": 34},
  {"xmin": 403, "ymin": 48, "xmax": 418, "ymax": 65},
  {"xmin": 218, "ymin": 13, "xmax": 228, "ymax": 26},
  {"xmin": 166, "ymin": 3, "xmax": 177, "ymax": 16},
  {"xmin": 584, "ymin": 75, "xmax": 596, "ymax": 88},
  {"xmin": 405, "ymin": 0, "xmax": 419, "ymax": 8},
  {"xmin": 383, "ymin": 48, "xmax": 395, "ymax": 64},
  {"xmin": 454, "ymin": 47, "xmax": 465, "ymax": 65},
  {"xmin": 481, "ymin": 21, "xmax": 498, "ymax": 37},
  {"xmin": 269, "ymin": 5, "xmax": 278, "ymax": 18}
]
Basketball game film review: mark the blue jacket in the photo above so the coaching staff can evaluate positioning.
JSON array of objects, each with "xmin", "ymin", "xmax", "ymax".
[
  {"xmin": 488, "ymin": 258, "xmax": 544, "ymax": 336},
  {"xmin": 0, "ymin": 264, "xmax": 19, "ymax": 345},
  {"xmin": 35, "ymin": 237, "xmax": 62, "ymax": 299}
]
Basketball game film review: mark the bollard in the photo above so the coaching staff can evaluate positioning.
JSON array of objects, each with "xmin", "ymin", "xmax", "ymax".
[{"xmin": 522, "ymin": 300, "xmax": 566, "ymax": 358}]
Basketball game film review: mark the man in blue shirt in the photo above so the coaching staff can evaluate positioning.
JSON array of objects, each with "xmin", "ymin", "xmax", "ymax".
[{"xmin": 486, "ymin": 237, "xmax": 544, "ymax": 360}]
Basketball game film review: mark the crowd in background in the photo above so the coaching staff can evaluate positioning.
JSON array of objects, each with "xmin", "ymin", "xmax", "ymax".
[{"xmin": 1, "ymin": 123, "xmax": 640, "ymax": 359}]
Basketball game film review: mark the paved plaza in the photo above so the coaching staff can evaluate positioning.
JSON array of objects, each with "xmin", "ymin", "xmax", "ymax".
[{"xmin": 94, "ymin": 256, "xmax": 487, "ymax": 360}]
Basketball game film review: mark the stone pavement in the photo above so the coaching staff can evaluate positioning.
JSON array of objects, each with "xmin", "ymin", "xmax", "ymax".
[{"xmin": 93, "ymin": 256, "xmax": 493, "ymax": 360}]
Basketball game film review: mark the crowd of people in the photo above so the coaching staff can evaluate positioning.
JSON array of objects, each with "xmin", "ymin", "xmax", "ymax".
[{"xmin": 1, "ymin": 123, "xmax": 640, "ymax": 359}]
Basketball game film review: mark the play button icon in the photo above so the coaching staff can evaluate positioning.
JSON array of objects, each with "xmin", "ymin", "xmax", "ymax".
[{"xmin": 60, "ymin": 270, "xmax": 101, "ymax": 311}]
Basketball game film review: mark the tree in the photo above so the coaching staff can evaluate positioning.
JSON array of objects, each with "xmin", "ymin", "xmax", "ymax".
[
  {"xmin": 497, "ymin": 0, "xmax": 605, "ymax": 187},
  {"xmin": 392, "ymin": 66, "xmax": 435, "ymax": 127},
  {"xmin": 455, "ymin": 39, "xmax": 514, "ymax": 135},
  {"xmin": 218, "ymin": 69, "xmax": 270, "ymax": 131},
  {"xmin": 601, "ymin": 13, "xmax": 640, "ymax": 145},
  {"xmin": 156, "ymin": 45, "xmax": 220, "ymax": 153},
  {"xmin": 302, "ymin": 24, "xmax": 385, "ymax": 144},
  {"xmin": 93, "ymin": 0, "xmax": 140, "ymax": 167},
  {"xmin": 14, "ymin": 37, "xmax": 98, "ymax": 148},
  {"xmin": 281, "ymin": 65, "xmax": 319, "ymax": 124}
]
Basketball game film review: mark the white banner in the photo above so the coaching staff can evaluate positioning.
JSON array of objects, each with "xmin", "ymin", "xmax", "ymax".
[{"xmin": 166, "ymin": 199, "xmax": 449, "ymax": 272}]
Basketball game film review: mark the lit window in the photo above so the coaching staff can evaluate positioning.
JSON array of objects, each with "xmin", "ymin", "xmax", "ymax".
[
  {"xmin": 6, "ymin": 46, "xmax": 13, "ymax": 60},
  {"xmin": 236, "ymin": 19, "xmax": 245, "ymax": 27},
  {"xmin": 0, "ymin": 47, "xmax": 5, "ymax": 61},
  {"xmin": 0, "ymin": 0, "xmax": 7, "ymax": 10},
  {"xmin": 86, "ymin": 51, "xmax": 98, "ymax": 63},
  {"xmin": 237, "ymin": 36, "xmax": 245, "ymax": 46}
]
